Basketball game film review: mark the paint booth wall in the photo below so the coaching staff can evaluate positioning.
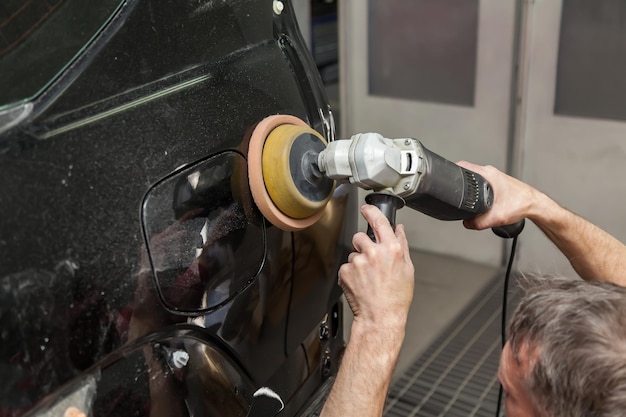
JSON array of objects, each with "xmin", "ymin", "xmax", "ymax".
[{"xmin": 341, "ymin": 0, "xmax": 626, "ymax": 277}]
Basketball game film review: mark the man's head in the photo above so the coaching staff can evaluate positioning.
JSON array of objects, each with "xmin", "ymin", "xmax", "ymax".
[{"xmin": 499, "ymin": 277, "xmax": 626, "ymax": 417}]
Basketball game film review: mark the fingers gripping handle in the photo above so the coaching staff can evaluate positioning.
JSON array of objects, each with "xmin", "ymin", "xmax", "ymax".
[{"xmin": 365, "ymin": 192, "xmax": 405, "ymax": 241}]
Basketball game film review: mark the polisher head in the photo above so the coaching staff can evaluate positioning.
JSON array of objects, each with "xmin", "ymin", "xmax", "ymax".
[{"xmin": 248, "ymin": 115, "xmax": 336, "ymax": 231}]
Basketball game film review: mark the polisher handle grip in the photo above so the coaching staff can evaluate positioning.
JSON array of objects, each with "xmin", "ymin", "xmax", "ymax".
[
  {"xmin": 492, "ymin": 219, "xmax": 526, "ymax": 239},
  {"xmin": 365, "ymin": 192, "xmax": 406, "ymax": 242}
]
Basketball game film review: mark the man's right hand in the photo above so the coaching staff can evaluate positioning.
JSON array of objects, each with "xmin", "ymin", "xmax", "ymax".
[
  {"xmin": 456, "ymin": 161, "xmax": 541, "ymax": 231},
  {"xmin": 321, "ymin": 204, "xmax": 415, "ymax": 417},
  {"xmin": 338, "ymin": 204, "xmax": 415, "ymax": 331},
  {"xmin": 456, "ymin": 160, "xmax": 626, "ymax": 286}
]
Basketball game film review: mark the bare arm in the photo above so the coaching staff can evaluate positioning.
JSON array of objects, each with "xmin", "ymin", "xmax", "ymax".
[
  {"xmin": 457, "ymin": 161, "xmax": 626, "ymax": 286},
  {"xmin": 321, "ymin": 205, "xmax": 415, "ymax": 417}
]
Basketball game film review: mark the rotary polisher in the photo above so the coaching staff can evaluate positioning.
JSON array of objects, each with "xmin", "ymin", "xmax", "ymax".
[{"xmin": 248, "ymin": 115, "xmax": 524, "ymax": 238}]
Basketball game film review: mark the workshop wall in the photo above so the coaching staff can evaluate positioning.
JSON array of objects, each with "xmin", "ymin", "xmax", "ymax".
[
  {"xmin": 515, "ymin": 0, "xmax": 626, "ymax": 277},
  {"xmin": 340, "ymin": 0, "xmax": 626, "ymax": 277},
  {"xmin": 340, "ymin": 0, "xmax": 516, "ymax": 267}
]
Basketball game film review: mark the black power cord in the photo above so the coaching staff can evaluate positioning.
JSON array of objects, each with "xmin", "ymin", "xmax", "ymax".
[{"xmin": 492, "ymin": 219, "xmax": 525, "ymax": 417}]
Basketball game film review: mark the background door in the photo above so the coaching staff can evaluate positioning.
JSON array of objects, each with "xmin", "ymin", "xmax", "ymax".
[
  {"xmin": 340, "ymin": 0, "xmax": 519, "ymax": 266},
  {"xmin": 517, "ymin": 0, "xmax": 626, "ymax": 276}
]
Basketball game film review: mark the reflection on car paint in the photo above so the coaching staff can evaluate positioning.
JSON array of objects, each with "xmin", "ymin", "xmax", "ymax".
[
  {"xmin": 24, "ymin": 331, "xmax": 255, "ymax": 417},
  {"xmin": 141, "ymin": 152, "xmax": 265, "ymax": 314}
]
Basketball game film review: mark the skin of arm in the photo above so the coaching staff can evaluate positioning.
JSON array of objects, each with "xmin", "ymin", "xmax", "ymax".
[
  {"xmin": 320, "ymin": 205, "xmax": 415, "ymax": 417},
  {"xmin": 457, "ymin": 161, "xmax": 626, "ymax": 286}
]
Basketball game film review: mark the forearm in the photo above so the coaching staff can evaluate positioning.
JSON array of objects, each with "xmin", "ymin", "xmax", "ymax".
[
  {"xmin": 320, "ymin": 322, "xmax": 405, "ymax": 417},
  {"xmin": 529, "ymin": 191, "xmax": 626, "ymax": 286},
  {"xmin": 322, "ymin": 207, "xmax": 414, "ymax": 416}
]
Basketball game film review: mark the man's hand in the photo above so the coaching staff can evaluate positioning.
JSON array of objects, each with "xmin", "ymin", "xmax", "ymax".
[
  {"xmin": 456, "ymin": 161, "xmax": 626, "ymax": 286},
  {"xmin": 321, "ymin": 204, "xmax": 415, "ymax": 417},
  {"xmin": 456, "ymin": 161, "xmax": 541, "ymax": 230},
  {"xmin": 338, "ymin": 204, "xmax": 415, "ymax": 330}
]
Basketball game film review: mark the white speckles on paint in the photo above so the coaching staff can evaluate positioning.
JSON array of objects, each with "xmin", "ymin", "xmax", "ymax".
[
  {"xmin": 55, "ymin": 259, "xmax": 79, "ymax": 277},
  {"xmin": 191, "ymin": 0, "xmax": 229, "ymax": 17},
  {"xmin": 61, "ymin": 164, "xmax": 74, "ymax": 185},
  {"xmin": 40, "ymin": 337, "xmax": 50, "ymax": 351}
]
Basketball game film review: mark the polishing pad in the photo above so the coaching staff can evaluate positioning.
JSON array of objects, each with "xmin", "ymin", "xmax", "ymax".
[{"xmin": 248, "ymin": 115, "xmax": 335, "ymax": 231}]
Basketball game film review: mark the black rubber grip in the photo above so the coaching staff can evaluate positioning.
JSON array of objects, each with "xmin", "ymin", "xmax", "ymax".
[
  {"xmin": 365, "ymin": 192, "xmax": 405, "ymax": 242},
  {"xmin": 492, "ymin": 219, "xmax": 526, "ymax": 239}
]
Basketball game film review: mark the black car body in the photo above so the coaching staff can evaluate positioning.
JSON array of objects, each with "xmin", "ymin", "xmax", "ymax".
[{"xmin": 0, "ymin": 1, "xmax": 357, "ymax": 416}]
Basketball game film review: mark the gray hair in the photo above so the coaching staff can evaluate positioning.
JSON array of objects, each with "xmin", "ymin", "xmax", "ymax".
[{"xmin": 508, "ymin": 276, "xmax": 626, "ymax": 417}]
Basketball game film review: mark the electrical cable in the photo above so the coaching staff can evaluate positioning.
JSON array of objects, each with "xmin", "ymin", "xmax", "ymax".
[{"xmin": 495, "ymin": 235, "xmax": 520, "ymax": 417}]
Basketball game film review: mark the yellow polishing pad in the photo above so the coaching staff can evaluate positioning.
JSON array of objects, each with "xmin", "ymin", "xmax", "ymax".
[
  {"xmin": 248, "ymin": 115, "xmax": 335, "ymax": 231},
  {"xmin": 262, "ymin": 123, "xmax": 333, "ymax": 219}
]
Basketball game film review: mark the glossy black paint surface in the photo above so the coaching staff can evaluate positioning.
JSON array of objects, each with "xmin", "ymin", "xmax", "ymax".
[
  {"xmin": 0, "ymin": 1, "xmax": 357, "ymax": 416},
  {"xmin": 142, "ymin": 152, "xmax": 266, "ymax": 314}
]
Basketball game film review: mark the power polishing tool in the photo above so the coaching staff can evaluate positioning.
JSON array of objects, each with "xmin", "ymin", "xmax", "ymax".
[{"xmin": 248, "ymin": 115, "xmax": 524, "ymax": 238}]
